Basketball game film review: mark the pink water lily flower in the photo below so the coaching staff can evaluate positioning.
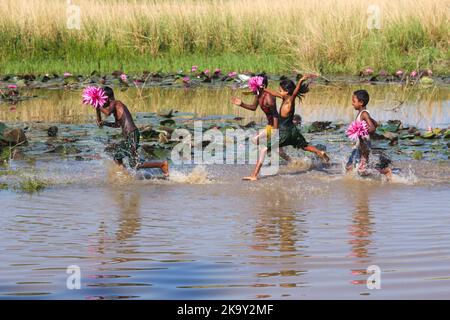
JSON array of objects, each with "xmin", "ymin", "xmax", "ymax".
[
  {"xmin": 82, "ymin": 86, "xmax": 108, "ymax": 109},
  {"xmin": 228, "ymin": 71, "xmax": 237, "ymax": 78},
  {"xmin": 7, "ymin": 84, "xmax": 18, "ymax": 89},
  {"xmin": 346, "ymin": 120, "xmax": 369, "ymax": 141},
  {"xmin": 395, "ymin": 70, "xmax": 404, "ymax": 77},
  {"xmin": 248, "ymin": 76, "xmax": 264, "ymax": 94},
  {"xmin": 364, "ymin": 68, "xmax": 374, "ymax": 75},
  {"xmin": 182, "ymin": 76, "xmax": 190, "ymax": 84},
  {"xmin": 191, "ymin": 65, "xmax": 198, "ymax": 73},
  {"xmin": 214, "ymin": 68, "xmax": 221, "ymax": 74},
  {"xmin": 120, "ymin": 73, "xmax": 127, "ymax": 82},
  {"xmin": 63, "ymin": 72, "xmax": 72, "ymax": 78},
  {"xmin": 203, "ymin": 69, "xmax": 210, "ymax": 75},
  {"xmin": 410, "ymin": 70, "xmax": 418, "ymax": 78}
]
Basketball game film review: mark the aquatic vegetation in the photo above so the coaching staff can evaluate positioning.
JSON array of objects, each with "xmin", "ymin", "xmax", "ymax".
[
  {"xmin": 16, "ymin": 177, "xmax": 47, "ymax": 193},
  {"xmin": 0, "ymin": 182, "xmax": 7, "ymax": 190},
  {"xmin": 82, "ymin": 86, "xmax": 107, "ymax": 109},
  {"xmin": 412, "ymin": 150, "xmax": 424, "ymax": 160},
  {"xmin": 346, "ymin": 121, "xmax": 369, "ymax": 141}
]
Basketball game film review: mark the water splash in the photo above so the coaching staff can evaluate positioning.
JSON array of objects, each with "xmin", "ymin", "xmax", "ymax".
[{"xmin": 169, "ymin": 166, "xmax": 211, "ymax": 184}]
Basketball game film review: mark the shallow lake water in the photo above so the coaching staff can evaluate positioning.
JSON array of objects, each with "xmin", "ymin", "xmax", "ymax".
[{"xmin": 0, "ymin": 83, "xmax": 449, "ymax": 299}]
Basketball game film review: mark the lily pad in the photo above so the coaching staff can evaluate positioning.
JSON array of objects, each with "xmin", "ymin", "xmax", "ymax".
[
  {"xmin": 400, "ymin": 134, "xmax": 415, "ymax": 140},
  {"xmin": 412, "ymin": 150, "xmax": 423, "ymax": 160},
  {"xmin": 422, "ymin": 131, "xmax": 436, "ymax": 139},
  {"xmin": 419, "ymin": 76, "xmax": 434, "ymax": 85},
  {"xmin": 444, "ymin": 130, "xmax": 450, "ymax": 139},
  {"xmin": 160, "ymin": 119, "xmax": 176, "ymax": 126}
]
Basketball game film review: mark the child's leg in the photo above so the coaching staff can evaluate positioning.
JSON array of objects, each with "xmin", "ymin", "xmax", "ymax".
[
  {"xmin": 279, "ymin": 148, "xmax": 291, "ymax": 162},
  {"xmin": 243, "ymin": 147, "xmax": 268, "ymax": 181},
  {"xmin": 114, "ymin": 159, "xmax": 125, "ymax": 167},
  {"xmin": 137, "ymin": 160, "xmax": 169, "ymax": 177},
  {"xmin": 303, "ymin": 145, "xmax": 330, "ymax": 162}
]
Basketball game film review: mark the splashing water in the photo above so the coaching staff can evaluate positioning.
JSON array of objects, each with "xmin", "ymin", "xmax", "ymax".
[{"xmin": 168, "ymin": 166, "xmax": 211, "ymax": 184}]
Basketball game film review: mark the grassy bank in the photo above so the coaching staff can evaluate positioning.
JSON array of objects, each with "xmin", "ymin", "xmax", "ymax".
[{"xmin": 0, "ymin": 0, "xmax": 448, "ymax": 75}]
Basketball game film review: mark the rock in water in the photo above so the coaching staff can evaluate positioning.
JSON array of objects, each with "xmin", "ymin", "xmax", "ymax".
[
  {"xmin": 0, "ymin": 128, "xmax": 28, "ymax": 147},
  {"xmin": 47, "ymin": 126, "xmax": 58, "ymax": 137}
]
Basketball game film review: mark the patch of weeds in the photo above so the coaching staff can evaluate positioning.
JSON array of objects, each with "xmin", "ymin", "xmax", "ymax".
[
  {"xmin": 0, "ymin": 182, "xmax": 8, "ymax": 190},
  {"xmin": 15, "ymin": 177, "xmax": 47, "ymax": 193}
]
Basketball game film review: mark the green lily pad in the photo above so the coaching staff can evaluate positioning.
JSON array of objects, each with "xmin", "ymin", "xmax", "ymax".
[
  {"xmin": 422, "ymin": 131, "xmax": 436, "ymax": 139},
  {"xmin": 400, "ymin": 134, "xmax": 415, "ymax": 140},
  {"xmin": 419, "ymin": 76, "xmax": 434, "ymax": 85},
  {"xmin": 160, "ymin": 119, "xmax": 176, "ymax": 126},
  {"xmin": 444, "ymin": 130, "xmax": 450, "ymax": 139},
  {"xmin": 412, "ymin": 150, "xmax": 423, "ymax": 160},
  {"xmin": 404, "ymin": 139, "xmax": 425, "ymax": 146}
]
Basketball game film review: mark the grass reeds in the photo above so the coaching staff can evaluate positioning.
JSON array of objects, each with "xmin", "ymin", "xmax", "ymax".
[{"xmin": 0, "ymin": 0, "xmax": 448, "ymax": 75}]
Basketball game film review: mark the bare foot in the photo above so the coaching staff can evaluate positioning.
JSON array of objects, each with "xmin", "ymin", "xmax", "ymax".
[
  {"xmin": 161, "ymin": 160, "xmax": 169, "ymax": 177},
  {"xmin": 319, "ymin": 151, "xmax": 330, "ymax": 163},
  {"xmin": 242, "ymin": 176, "xmax": 258, "ymax": 181},
  {"xmin": 380, "ymin": 167, "xmax": 392, "ymax": 181}
]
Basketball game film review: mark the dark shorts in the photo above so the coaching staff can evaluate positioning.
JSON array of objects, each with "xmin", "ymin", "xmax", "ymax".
[
  {"xmin": 347, "ymin": 140, "xmax": 391, "ymax": 170},
  {"xmin": 109, "ymin": 129, "xmax": 142, "ymax": 168},
  {"xmin": 279, "ymin": 125, "xmax": 308, "ymax": 149}
]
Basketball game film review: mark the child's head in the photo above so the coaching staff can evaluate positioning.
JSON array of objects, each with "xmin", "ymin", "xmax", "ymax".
[
  {"xmin": 279, "ymin": 77, "xmax": 309, "ymax": 100},
  {"xmin": 103, "ymin": 86, "xmax": 115, "ymax": 104},
  {"xmin": 352, "ymin": 90, "xmax": 369, "ymax": 110}
]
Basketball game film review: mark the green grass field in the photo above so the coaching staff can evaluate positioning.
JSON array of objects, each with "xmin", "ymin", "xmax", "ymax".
[{"xmin": 0, "ymin": 0, "xmax": 448, "ymax": 76}]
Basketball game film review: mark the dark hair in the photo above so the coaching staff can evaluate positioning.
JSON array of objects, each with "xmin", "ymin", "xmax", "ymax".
[
  {"xmin": 353, "ymin": 89, "xmax": 370, "ymax": 106},
  {"xmin": 257, "ymin": 73, "xmax": 269, "ymax": 88},
  {"xmin": 103, "ymin": 86, "xmax": 115, "ymax": 100},
  {"xmin": 280, "ymin": 78, "xmax": 309, "ymax": 100}
]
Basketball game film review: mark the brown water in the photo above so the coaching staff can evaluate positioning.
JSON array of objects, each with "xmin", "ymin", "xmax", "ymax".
[{"xmin": 0, "ymin": 84, "xmax": 449, "ymax": 299}]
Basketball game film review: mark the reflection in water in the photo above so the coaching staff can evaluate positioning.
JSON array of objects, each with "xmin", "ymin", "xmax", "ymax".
[
  {"xmin": 347, "ymin": 184, "xmax": 375, "ymax": 288},
  {"xmin": 249, "ymin": 185, "xmax": 308, "ymax": 297},
  {"xmin": 1, "ymin": 84, "xmax": 448, "ymax": 128},
  {"xmin": 348, "ymin": 187, "xmax": 373, "ymax": 260}
]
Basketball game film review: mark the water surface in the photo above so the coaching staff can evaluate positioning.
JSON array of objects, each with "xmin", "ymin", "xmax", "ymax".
[{"xmin": 0, "ymin": 83, "xmax": 449, "ymax": 299}]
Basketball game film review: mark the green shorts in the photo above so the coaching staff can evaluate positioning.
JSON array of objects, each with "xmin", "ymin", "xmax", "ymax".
[
  {"xmin": 279, "ymin": 125, "xmax": 308, "ymax": 149},
  {"xmin": 109, "ymin": 129, "xmax": 141, "ymax": 168}
]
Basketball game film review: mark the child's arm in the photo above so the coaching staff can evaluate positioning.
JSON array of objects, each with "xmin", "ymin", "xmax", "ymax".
[
  {"xmin": 96, "ymin": 109, "xmax": 103, "ymax": 127},
  {"xmin": 97, "ymin": 102, "xmax": 120, "ymax": 127},
  {"xmin": 231, "ymin": 96, "xmax": 258, "ymax": 111},
  {"xmin": 291, "ymin": 74, "xmax": 315, "ymax": 101},
  {"xmin": 263, "ymin": 88, "xmax": 283, "ymax": 99},
  {"xmin": 360, "ymin": 112, "xmax": 376, "ymax": 133}
]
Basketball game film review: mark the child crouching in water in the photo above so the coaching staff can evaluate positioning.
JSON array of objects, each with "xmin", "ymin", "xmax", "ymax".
[
  {"xmin": 346, "ymin": 89, "xmax": 392, "ymax": 179},
  {"xmin": 96, "ymin": 86, "xmax": 169, "ymax": 177}
]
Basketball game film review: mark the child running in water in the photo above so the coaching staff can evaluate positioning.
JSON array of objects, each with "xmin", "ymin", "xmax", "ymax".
[
  {"xmin": 242, "ymin": 74, "xmax": 330, "ymax": 181},
  {"xmin": 231, "ymin": 73, "xmax": 287, "ymax": 179},
  {"xmin": 96, "ymin": 86, "xmax": 169, "ymax": 176},
  {"xmin": 346, "ymin": 90, "xmax": 392, "ymax": 178}
]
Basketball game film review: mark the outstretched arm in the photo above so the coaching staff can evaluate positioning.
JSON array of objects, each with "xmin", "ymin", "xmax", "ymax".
[
  {"xmin": 263, "ymin": 88, "xmax": 283, "ymax": 99},
  {"xmin": 291, "ymin": 74, "xmax": 315, "ymax": 101},
  {"xmin": 231, "ymin": 96, "xmax": 258, "ymax": 111}
]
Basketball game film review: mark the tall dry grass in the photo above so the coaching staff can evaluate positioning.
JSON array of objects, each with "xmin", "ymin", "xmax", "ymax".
[{"xmin": 0, "ymin": 0, "xmax": 448, "ymax": 74}]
